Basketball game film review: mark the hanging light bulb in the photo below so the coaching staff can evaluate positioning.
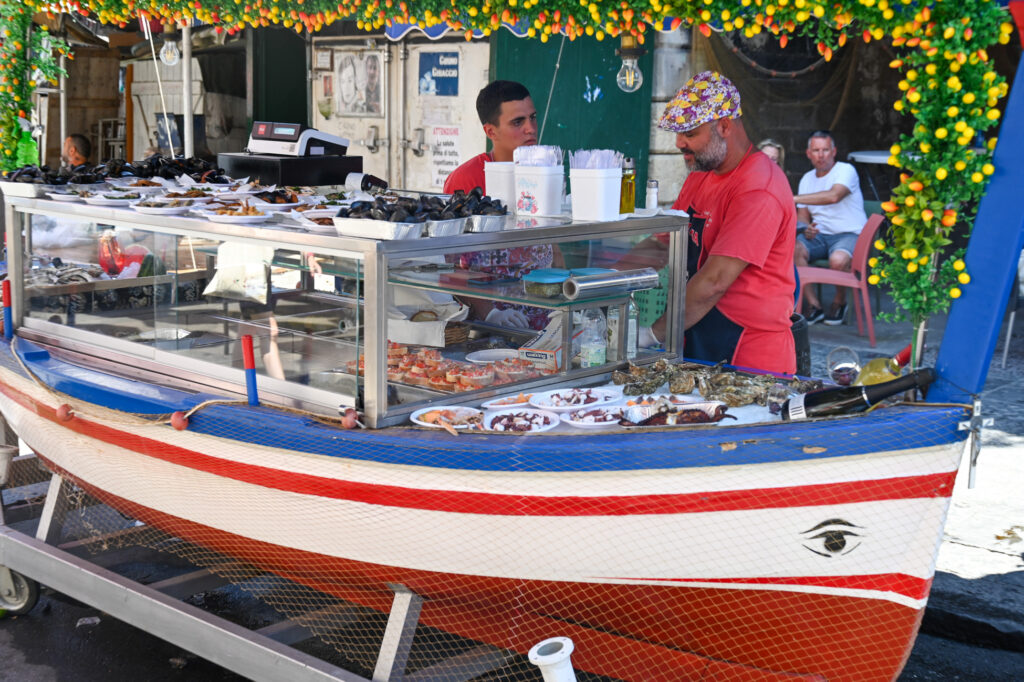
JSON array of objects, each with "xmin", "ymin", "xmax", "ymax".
[
  {"xmin": 615, "ymin": 35, "xmax": 646, "ymax": 94},
  {"xmin": 159, "ymin": 39, "xmax": 180, "ymax": 67},
  {"xmin": 617, "ymin": 57, "xmax": 643, "ymax": 93}
]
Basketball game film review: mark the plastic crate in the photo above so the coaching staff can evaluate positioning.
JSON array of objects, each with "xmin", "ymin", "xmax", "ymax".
[{"xmin": 634, "ymin": 267, "xmax": 669, "ymax": 328}]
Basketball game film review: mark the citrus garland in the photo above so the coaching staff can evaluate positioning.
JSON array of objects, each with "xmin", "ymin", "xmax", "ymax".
[
  {"xmin": 0, "ymin": 9, "xmax": 68, "ymax": 171},
  {"xmin": 0, "ymin": 0, "xmax": 1016, "ymax": 357}
]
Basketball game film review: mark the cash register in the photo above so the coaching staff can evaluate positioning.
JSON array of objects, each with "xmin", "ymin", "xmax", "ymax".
[{"xmin": 218, "ymin": 121, "xmax": 363, "ymax": 186}]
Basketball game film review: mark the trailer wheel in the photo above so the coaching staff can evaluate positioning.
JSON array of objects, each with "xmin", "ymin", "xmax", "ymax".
[{"xmin": 0, "ymin": 568, "xmax": 40, "ymax": 616}]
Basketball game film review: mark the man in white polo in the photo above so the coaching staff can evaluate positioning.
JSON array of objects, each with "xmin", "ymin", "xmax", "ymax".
[{"xmin": 793, "ymin": 130, "xmax": 868, "ymax": 325}]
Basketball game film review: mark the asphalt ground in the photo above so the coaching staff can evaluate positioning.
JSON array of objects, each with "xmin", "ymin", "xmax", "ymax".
[{"xmin": 2, "ymin": 285, "xmax": 1023, "ymax": 680}]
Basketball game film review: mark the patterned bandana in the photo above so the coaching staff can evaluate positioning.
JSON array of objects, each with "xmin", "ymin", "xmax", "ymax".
[{"xmin": 658, "ymin": 71, "xmax": 743, "ymax": 133}]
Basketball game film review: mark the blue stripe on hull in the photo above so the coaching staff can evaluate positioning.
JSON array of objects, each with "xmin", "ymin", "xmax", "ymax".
[{"xmin": 4, "ymin": 338, "xmax": 968, "ymax": 472}]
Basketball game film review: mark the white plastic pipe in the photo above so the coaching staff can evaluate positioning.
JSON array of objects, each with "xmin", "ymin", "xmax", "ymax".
[{"xmin": 528, "ymin": 637, "xmax": 577, "ymax": 682}]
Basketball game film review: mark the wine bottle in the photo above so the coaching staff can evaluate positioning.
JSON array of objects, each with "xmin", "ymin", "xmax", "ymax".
[
  {"xmin": 854, "ymin": 343, "xmax": 913, "ymax": 386},
  {"xmin": 343, "ymin": 172, "xmax": 389, "ymax": 193},
  {"xmin": 781, "ymin": 368, "xmax": 936, "ymax": 421}
]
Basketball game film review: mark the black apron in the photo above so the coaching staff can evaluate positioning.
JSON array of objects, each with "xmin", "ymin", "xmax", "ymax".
[{"xmin": 683, "ymin": 204, "xmax": 744, "ymax": 364}]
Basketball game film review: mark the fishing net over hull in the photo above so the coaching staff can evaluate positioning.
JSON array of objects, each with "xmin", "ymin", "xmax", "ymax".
[{"xmin": 0, "ymin": 339, "xmax": 969, "ymax": 681}]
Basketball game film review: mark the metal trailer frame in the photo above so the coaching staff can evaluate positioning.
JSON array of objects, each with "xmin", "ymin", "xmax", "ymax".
[{"xmin": 0, "ymin": 446, "xmax": 516, "ymax": 682}]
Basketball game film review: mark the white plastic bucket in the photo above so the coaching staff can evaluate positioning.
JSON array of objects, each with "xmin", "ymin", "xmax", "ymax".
[
  {"xmin": 569, "ymin": 167, "xmax": 622, "ymax": 222},
  {"xmin": 514, "ymin": 165, "xmax": 564, "ymax": 217},
  {"xmin": 484, "ymin": 161, "xmax": 516, "ymax": 211}
]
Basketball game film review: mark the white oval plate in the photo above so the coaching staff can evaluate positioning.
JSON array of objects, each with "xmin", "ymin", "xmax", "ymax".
[
  {"xmin": 205, "ymin": 212, "xmax": 270, "ymax": 224},
  {"xmin": 254, "ymin": 201, "xmax": 305, "ymax": 212},
  {"xmin": 465, "ymin": 349, "xmax": 519, "ymax": 365},
  {"xmin": 157, "ymin": 194, "xmax": 213, "ymax": 204},
  {"xmin": 46, "ymin": 192, "xmax": 83, "ymax": 202},
  {"xmin": 105, "ymin": 184, "xmax": 165, "ymax": 194},
  {"xmin": 484, "ymin": 408, "xmax": 560, "ymax": 434},
  {"xmin": 410, "ymin": 406, "xmax": 483, "ymax": 430},
  {"xmin": 529, "ymin": 388, "xmax": 622, "ymax": 412},
  {"xmin": 480, "ymin": 393, "xmax": 534, "ymax": 410},
  {"xmin": 562, "ymin": 406, "xmax": 624, "ymax": 429},
  {"xmin": 131, "ymin": 202, "xmax": 193, "ymax": 215},
  {"xmin": 83, "ymin": 195, "xmax": 136, "ymax": 206},
  {"xmin": 621, "ymin": 393, "xmax": 703, "ymax": 407}
]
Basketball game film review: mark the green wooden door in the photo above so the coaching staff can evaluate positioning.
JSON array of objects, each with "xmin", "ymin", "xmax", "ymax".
[{"xmin": 490, "ymin": 32, "xmax": 655, "ymax": 193}]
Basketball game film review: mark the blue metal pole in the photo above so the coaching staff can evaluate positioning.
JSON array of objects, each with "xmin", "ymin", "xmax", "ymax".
[{"xmin": 929, "ymin": 58, "xmax": 1024, "ymax": 403}]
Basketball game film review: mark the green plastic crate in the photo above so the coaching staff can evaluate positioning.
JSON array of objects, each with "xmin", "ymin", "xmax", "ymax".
[{"xmin": 634, "ymin": 267, "xmax": 669, "ymax": 328}]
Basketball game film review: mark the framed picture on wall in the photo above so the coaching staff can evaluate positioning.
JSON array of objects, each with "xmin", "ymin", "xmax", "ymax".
[
  {"xmin": 332, "ymin": 51, "xmax": 384, "ymax": 118},
  {"xmin": 314, "ymin": 49, "xmax": 333, "ymax": 72}
]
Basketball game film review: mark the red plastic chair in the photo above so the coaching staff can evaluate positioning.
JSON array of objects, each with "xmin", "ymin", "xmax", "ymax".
[{"xmin": 796, "ymin": 214, "xmax": 885, "ymax": 347}]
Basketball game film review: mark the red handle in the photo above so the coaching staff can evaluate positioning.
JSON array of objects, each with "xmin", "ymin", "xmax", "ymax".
[
  {"xmin": 241, "ymin": 334, "xmax": 255, "ymax": 369},
  {"xmin": 2, "ymin": 280, "xmax": 10, "ymax": 308}
]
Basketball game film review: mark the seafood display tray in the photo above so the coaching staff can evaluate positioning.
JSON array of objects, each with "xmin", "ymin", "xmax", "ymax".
[
  {"xmin": 333, "ymin": 217, "xmax": 425, "ymax": 240},
  {"xmin": 0, "ymin": 181, "xmax": 56, "ymax": 198},
  {"xmin": 465, "ymin": 214, "xmax": 511, "ymax": 232}
]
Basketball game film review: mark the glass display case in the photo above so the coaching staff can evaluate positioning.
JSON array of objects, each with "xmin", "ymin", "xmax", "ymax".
[{"xmin": 4, "ymin": 198, "xmax": 685, "ymax": 427}]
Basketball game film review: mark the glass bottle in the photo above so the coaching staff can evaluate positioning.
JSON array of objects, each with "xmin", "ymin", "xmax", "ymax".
[
  {"xmin": 645, "ymin": 179, "xmax": 659, "ymax": 211},
  {"xmin": 579, "ymin": 309, "xmax": 608, "ymax": 367},
  {"xmin": 854, "ymin": 344, "xmax": 913, "ymax": 385},
  {"xmin": 781, "ymin": 369, "xmax": 936, "ymax": 421},
  {"xmin": 619, "ymin": 157, "xmax": 636, "ymax": 214}
]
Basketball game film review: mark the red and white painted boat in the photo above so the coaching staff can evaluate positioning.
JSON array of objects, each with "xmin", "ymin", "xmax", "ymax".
[{"xmin": 0, "ymin": 336, "xmax": 967, "ymax": 681}]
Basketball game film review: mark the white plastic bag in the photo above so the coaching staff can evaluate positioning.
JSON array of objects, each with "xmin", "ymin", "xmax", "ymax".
[{"xmin": 202, "ymin": 242, "xmax": 274, "ymax": 304}]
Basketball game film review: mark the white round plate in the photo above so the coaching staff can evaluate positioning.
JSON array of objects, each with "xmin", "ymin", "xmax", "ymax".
[
  {"xmin": 131, "ymin": 202, "xmax": 193, "ymax": 215},
  {"xmin": 529, "ymin": 388, "xmax": 622, "ymax": 412},
  {"xmin": 410, "ymin": 406, "xmax": 484, "ymax": 430},
  {"xmin": 562, "ymin": 406, "xmax": 625, "ymax": 429},
  {"xmin": 205, "ymin": 212, "xmax": 270, "ymax": 224},
  {"xmin": 466, "ymin": 349, "xmax": 519, "ymax": 365},
  {"xmin": 484, "ymin": 408, "xmax": 560, "ymax": 434},
  {"xmin": 300, "ymin": 220, "xmax": 338, "ymax": 234},
  {"xmin": 83, "ymin": 195, "xmax": 136, "ymax": 206},
  {"xmin": 46, "ymin": 192, "xmax": 83, "ymax": 202},
  {"xmin": 480, "ymin": 393, "xmax": 534, "ymax": 410}
]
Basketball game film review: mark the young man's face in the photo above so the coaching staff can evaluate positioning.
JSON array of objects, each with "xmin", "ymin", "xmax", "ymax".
[
  {"xmin": 806, "ymin": 136, "xmax": 837, "ymax": 174},
  {"xmin": 484, "ymin": 97, "xmax": 538, "ymax": 158},
  {"xmin": 61, "ymin": 138, "xmax": 76, "ymax": 166}
]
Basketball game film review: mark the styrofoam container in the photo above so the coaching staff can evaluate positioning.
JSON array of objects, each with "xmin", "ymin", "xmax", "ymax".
[
  {"xmin": 514, "ymin": 165, "xmax": 564, "ymax": 217},
  {"xmin": 333, "ymin": 216, "xmax": 424, "ymax": 240},
  {"xmin": 570, "ymin": 167, "xmax": 622, "ymax": 221},
  {"xmin": 484, "ymin": 161, "xmax": 515, "ymax": 210}
]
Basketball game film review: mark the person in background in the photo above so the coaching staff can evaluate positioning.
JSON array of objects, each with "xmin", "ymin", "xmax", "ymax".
[
  {"xmin": 444, "ymin": 81, "xmax": 552, "ymax": 330},
  {"xmin": 61, "ymin": 134, "xmax": 91, "ymax": 169},
  {"xmin": 792, "ymin": 130, "xmax": 868, "ymax": 325},
  {"xmin": 757, "ymin": 139, "xmax": 786, "ymax": 169},
  {"xmin": 649, "ymin": 71, "xmax": 797, "ymax": 375},
  {"xmin": 443, "ymin": 80, "xmax": 538, "ymax": 195}
]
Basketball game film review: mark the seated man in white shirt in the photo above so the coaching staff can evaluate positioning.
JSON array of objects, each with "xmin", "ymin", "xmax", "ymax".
[{"xmin": 793, "ymin": 130, "xmax": 868, "ymax": 325}]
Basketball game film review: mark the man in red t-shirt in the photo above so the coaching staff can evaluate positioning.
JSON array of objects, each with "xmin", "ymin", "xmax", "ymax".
[
  {"xmin": 444, "ymin": 81, "xmax": 551, "ymax": 329},
  {"xmin": 653, "ymin": 71, "xmax": 796, "ymax": 374},
  {"xmin": 443, "ymin": 81, "xmax": 537, "ymax": 195}
]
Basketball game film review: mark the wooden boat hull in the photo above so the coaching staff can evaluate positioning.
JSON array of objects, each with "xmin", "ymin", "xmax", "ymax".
[{"xmin": 0, "ymin": 340, "xmax": 967, "ymax": 681}]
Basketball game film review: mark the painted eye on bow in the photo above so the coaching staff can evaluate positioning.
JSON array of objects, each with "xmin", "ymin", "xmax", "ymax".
[{"xmin": 800, "ymin": 518, "xmax": 864, "ymax": 557}]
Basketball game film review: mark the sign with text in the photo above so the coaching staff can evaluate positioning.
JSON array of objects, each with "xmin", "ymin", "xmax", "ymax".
[
  {"xmin": 431, "ymin": 126, "xmax": 461, "ymax": 188},
  {"xmin": 418, "ymin": 52, "xmax": 459, "ymax": 97}
]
